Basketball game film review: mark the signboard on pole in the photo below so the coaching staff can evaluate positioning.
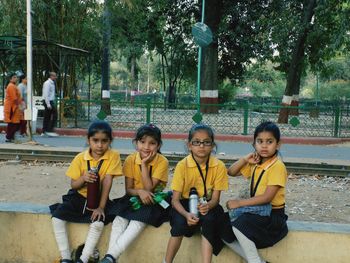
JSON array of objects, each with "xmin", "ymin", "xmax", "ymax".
[{"xmin": 192, "ymin": 22, "xmax": 213, "ymax": 47}]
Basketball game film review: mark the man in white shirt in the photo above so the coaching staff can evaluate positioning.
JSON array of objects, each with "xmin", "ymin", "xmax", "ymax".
[{"xmin": 42, "ymin": 72, "xmax": 58, "ymax": 136}]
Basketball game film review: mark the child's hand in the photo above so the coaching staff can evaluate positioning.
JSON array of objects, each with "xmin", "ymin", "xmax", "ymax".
[
  {"xmin": 82, "ymin": 170, "xmax": 98, "ymax": 183},
  {"xmin": 138, "ymin": 189, "xmax": 154, "ymax": 205},
  {"xmin": 186, "ymin": 213, "xmax": 199, "ymax": 226},
  {"xmin": 91, "ymin": 207, "xmax": 105, "ymax": 222},
  {"xmin": 198, "ymin": 203, "xmax": 209, "ymax": 215},
  {"xmin": 141, "ymin": 151, "xmax": 157, "ymax": 165},
  {"xmin": 243, "ymin": 152, "xmax": 261, "ymax": 164},
  {"xmin": 226, "ymin": 199, "xmax": 241, "ymax": 210}
]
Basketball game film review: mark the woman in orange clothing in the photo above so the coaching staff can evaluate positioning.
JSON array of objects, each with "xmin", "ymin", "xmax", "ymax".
[{"xmin": 3, "ymin": 73, "xmax": 21, "ymax": 142}]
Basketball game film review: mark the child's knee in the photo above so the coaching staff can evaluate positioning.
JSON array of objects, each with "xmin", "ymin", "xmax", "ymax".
[
  {"xmin": 112, "ymin": 216, "xmax": 129, "ymax": 228},
  {"xmin": 52, "ymin": 217, "xmax": 66, "ymax": 228},
  {"xmin": 90, "ymin": 221, "xmax": 104, "ymax": 231},
  {"xmin": 129, "ymin": 220, "xmax": 146, "ymax": 232}
]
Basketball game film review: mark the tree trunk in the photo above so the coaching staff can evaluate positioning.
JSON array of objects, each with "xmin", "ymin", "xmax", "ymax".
[
  {"xmin": 278, "ymin": 0, "xmax": 317, "ymax": 123},
  {"xmin": 200, "ymin": 0, "xmax": 223, "ymax": 114},
  {"xmin": 101, "ymin": 1, "xmax": 111, "ymax": 116},
  {"xmin": 168, "ymin": 83, "xmax": 176, "ymax": 109}
]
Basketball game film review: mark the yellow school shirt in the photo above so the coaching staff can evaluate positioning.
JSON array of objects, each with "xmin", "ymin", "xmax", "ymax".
[
  {"xmin": 66, "ymin": 149, "xmax": 123, "ymax": 197},
  {"xmin": 123, "ymin": 152, "xmax": 169, "ymax": 190},
  {"xmin": 240, "ymin": 157, "xmax": 287, "ymax": 209},
  {"xmin": 171, "ymin": 154, "xmax": 228, "ymax": 199}
]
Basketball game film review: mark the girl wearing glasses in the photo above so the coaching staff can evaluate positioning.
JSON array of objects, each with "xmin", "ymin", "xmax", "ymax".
[
  {"xmin": 164, "ymin": 123, "xmax": 228, "ymax": 263},
  {"xmin": 223, "ymin": 121, "xmax": 288, "ymax": 263}
]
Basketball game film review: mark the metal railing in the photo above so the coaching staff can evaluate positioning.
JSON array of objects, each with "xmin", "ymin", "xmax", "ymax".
[{"xmin": 54, "ymin": 98, "xmax": 349, "ymax": 138}]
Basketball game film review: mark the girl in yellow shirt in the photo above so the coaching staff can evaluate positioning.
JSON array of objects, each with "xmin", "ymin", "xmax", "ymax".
[
  {"xmin": 165, "ymin": 123, "xmax": 228, "ymax": 263},
  {"xmin": 223, "ymin": 121, "xmax": 288, "ymax": 263},
  {"xmin": 100, "ymin": 124, "xmax": 169, "ymax": 263},
  {"xmin": 50, "ymin": 121, "xmax": 122, "ymax": 263}
]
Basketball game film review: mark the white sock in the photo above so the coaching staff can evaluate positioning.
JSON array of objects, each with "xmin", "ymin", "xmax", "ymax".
[
  {"xmin": 232, "ymin": 226, "xmax": 263, "ymax": 263},
  {"xmin": 80, "ymin": 221, "xmax": 104, "ymax": 263},
  {"xmin": 52, "ymin": 217, "xmax": 71, "ymax": 260},
  {"xmin": 223, "ymin": 240, "xmax": 247, "ymax": 260},
  {"xmin": 107, "ymin": 216, "xmax": 129, "ymax": 253},
  {"xmin": 108, "ymin": 220, "xmax": 146, "ymax": 259}
]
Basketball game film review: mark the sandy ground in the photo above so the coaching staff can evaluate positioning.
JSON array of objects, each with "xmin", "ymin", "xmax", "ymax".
[{"xmin": 0, "ymin": 160, "xmax": 349, "ymax": 224}]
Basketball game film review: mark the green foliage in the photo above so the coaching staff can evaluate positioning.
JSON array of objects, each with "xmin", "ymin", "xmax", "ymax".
[
  {"xmin": 0, "ymin": 0, "xmax": 103, "ymax": 98},
  {"xmin": 320, "ymin": 80, "xmax": 350, "ymax": 100},
  {"xmin": 218, "ymin": 80, "xmax": 238, "ymax": 103},
  {"xmin": 242, "ymin": 63, "xmax": 286, "ymax": 98}
]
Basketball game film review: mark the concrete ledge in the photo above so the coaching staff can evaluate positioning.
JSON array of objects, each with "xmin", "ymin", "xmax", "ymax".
[{"xmin": 1, "ymin": 203, "xmax": 350, "ymax": 263}]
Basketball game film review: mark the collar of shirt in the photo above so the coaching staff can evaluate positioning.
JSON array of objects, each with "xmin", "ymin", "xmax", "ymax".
[
  {"xmin": 83, "ymin": 149, "xmax": 111, "ymax": 161},
  {"xmin": 135, "ymin": 152, "xmax": 158, "ymax": 166},
  {"xmin": 186, "ymin": 154, "xmax": 218, "ymax": 168},
  {"xmin": 256, "ymin": 156, "xmax": 279, "ymax": 170}
]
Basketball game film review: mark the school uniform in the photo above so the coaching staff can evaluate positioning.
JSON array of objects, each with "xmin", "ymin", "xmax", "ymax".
[
  {"xmin": 222, "ymin": 156, "xmax": 289, "ymax": 249},
  {"xmin": 50, "ymin": 149, "xmax": 122, "ymax": 224},
  {"xmin": 109, "ymin": 152, "xmax": 170, "ymax": 227},
  {"xmin": 170, "ymin": 154, "xmax": 228, "ymax": 255}
]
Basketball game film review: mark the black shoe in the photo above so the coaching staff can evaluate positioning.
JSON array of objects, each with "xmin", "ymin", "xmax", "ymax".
[
  {"xmin": 99, "ymin": 254, "xmax": 116, "ymax": 263},
  {"xmin": 75, "ymin": 260, "xmax": 83, "ymax": 263},
  {"xmin": 5, "ymin": 139, "xmax": 14, "ymax": 143}
]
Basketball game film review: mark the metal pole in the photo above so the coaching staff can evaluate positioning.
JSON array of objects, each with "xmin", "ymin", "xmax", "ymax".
[
  {"xmin": 26, "ymin": 0, "xmax": 33, "ymax": 140},
  {"xmin": 196, "ymin": 0, "xmax": 205, "ymax": 112},
  {"xmin": 316, "ymin": 73, "xmax": 319, "ymax": 106}
]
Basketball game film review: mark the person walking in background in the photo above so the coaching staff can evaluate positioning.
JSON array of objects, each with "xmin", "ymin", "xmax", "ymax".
[
  {"xmin": 222, "ymin": 121, "xmax": 288, "ymax": 263},
  {"xmin": 42, "ymin": 71, "xmax": 58, "ymax": 136},
  {"xmin": 50, "ymin": 121, "xmax": 122, "ymax": 263},
  {"xmin": 3, "ymin": 73, "xmax": 21, "ymax": 142},
  {"xmin": 100, "ymin": 123, "xmax": 170, "ymax": 263},
  {"xmin": 18, "ymin": 74, "xmax": 27, "ymax": 136},
  {"xmin": 164, "ymin": 123, "xmax": 228, "ymax": 263}
]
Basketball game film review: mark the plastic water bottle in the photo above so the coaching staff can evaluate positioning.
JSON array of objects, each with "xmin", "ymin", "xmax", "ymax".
[
  {"xmin": 130, "ymin": 196, "xmax": 142, "ymax": 210},
  {"xmin": 87, "ymin": 167, "xmax": 100, "ymax": 210},
  {"xmin": 153, "ymin": 192, "xmax": 170, "ymax": 209},
  {"xmin": 189, "ymin": 187, "xmax": 199, "ymax": 217}
]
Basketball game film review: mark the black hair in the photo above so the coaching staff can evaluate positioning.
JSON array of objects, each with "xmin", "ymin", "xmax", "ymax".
[
  {"xmin": 87, "ymin": 120, "xmax": 113, "ymax": 141},
  {"xmin": 8, "ymin": 72, "xmax": 17, "ymax": 80},
  {"xmin": 134, "ymin": 123, "xmax": 162, "ymax": 149},
  {"xmin": 19, "ymin": 75, "xmax": 26, "ymax": 83},
  {"xmin": 188, "ymin": 123, "xmax": 215, "ymax": 142},
  {"xmin": 253, "ymin": 121, "xmax": 281, "ymax": 143}
]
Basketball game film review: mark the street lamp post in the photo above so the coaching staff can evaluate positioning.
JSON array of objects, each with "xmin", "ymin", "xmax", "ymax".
[
  {"xmin": 26, "ymin": 0, "xmax": 33, "ymax": 141},
  {"xmin": 196, "ymin": 0, "xmax": 206, "ymax": 113},
  {"xmin": 191, "ymin": 0, "xmax": 212, "ymax": 123}
]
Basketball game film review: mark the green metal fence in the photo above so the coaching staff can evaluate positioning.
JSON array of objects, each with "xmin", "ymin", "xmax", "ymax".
[{"xmin": 55, "ymin": 98, "xmax": 350, "ymax": 138}]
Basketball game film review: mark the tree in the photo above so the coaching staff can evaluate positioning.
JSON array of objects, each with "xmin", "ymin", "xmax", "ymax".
[
  {"xmin": 0, "ymin": 0, "xmax": 103, "ymax": 98},
  {"xmin": 261, "ymin": 0, "xmax": 350, "ymax": 122}
]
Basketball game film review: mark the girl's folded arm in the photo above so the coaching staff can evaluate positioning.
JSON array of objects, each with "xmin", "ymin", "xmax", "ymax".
[{"xmin": 227, "ymin": 185, "xmax": 280, "ymax": 209}]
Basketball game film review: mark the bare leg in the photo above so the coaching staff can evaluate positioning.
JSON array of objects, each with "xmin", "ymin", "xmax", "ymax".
[
  {"xmin": 164, "ymin": 236, "xmax": 183, "ymax": 263},
  {"xmin": 201, "ymin": 236, "xmax": 213, "ymax": 263}
]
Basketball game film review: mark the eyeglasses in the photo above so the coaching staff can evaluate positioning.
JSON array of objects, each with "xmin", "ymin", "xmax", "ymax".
[{"xmin": 191, "ymin": 140, "xmax": 213, "ymax": 146}]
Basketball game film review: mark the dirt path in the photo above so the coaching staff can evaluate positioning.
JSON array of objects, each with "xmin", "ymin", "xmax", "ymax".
[{"xmin": 0, "ymin": 160, "xmax": 349, "ymax": 224}]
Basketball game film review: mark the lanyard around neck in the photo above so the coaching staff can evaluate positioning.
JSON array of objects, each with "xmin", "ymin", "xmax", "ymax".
[
  {"xmin": 250, "ymin": 156, "xmax": 279, "ymax": 197},
  {"xmin": 192, "ymin": 154, "xmax": 209, "ymax": 199},
  {"xmin": 250, "ymin": 166, "xmax": 266, "ymax": 197},
  {"xmin": 87, "ymin": 160, "xmax": 104, "ymax": 174}
]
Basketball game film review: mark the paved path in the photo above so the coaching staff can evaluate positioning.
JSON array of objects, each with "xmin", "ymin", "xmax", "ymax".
[{"xmin": 1, "ymin": 133, "xmax": 349, "ymax": 163}]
